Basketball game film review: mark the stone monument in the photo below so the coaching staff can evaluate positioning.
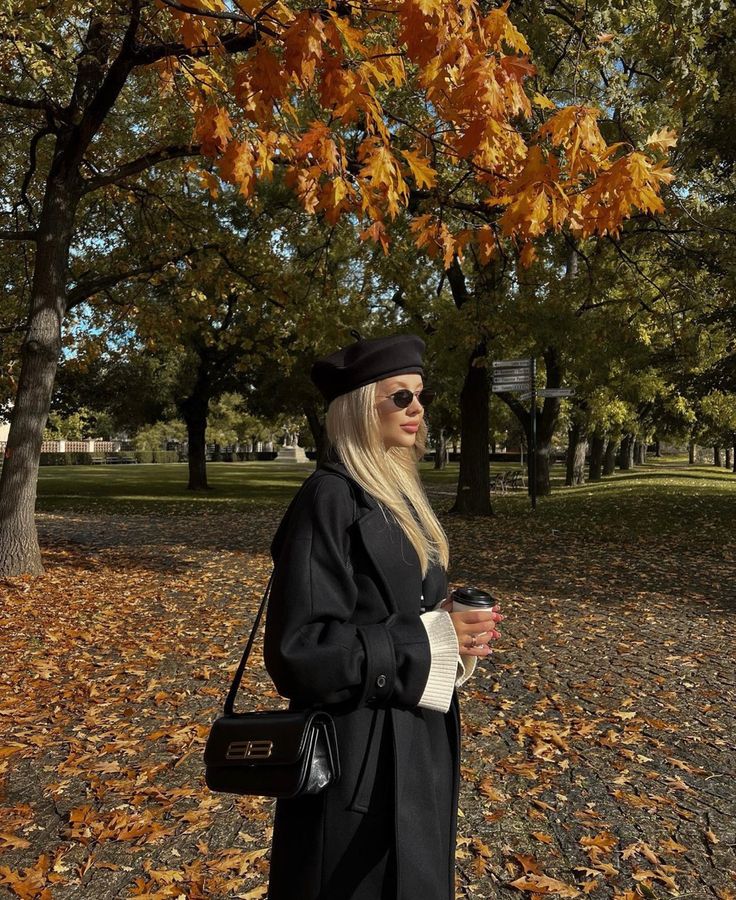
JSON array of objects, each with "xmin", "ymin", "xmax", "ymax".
[{"xmin": 274, "ymin": 431, "xmax": 309, "ymax": 463}]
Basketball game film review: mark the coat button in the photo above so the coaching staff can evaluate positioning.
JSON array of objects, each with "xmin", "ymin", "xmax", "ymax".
[{"xmin": 376, "ymin": 675, "xmax": 387, "ymax": 688}]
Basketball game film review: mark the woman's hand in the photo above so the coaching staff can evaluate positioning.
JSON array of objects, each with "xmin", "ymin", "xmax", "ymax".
[{"xmin": 439, "ymin": 597, "xmax": 504, "ymax": 657}]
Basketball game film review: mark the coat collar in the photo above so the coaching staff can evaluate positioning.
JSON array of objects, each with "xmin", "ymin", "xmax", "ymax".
[
  {"xmin": 318, "ymin": 459, "xmax": 378, "ymax": 511},
  {"xmin": 318, "ymin": 459, "xmax": 422, "ymax": 615}
]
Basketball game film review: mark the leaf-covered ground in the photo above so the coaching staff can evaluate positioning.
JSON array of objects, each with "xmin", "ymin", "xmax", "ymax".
[{"xmin": 1, "ymin": 462, "xmax": 735, "ymax": 899}]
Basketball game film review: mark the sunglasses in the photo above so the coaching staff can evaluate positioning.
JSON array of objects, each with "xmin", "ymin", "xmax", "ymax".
[{"xmin": 379, "ymin": 388, "xmax": 435, "ymax": 409}]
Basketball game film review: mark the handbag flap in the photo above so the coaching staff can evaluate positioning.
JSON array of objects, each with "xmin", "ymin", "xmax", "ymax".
[{"xmin": 204, "ymin": 710, "xmax": 326, "ymax": 767}]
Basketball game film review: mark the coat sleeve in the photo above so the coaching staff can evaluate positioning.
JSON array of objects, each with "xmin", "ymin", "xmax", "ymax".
[{"xmin": 264, "ymin": 475, "xmax": 432, "ymax": 709}]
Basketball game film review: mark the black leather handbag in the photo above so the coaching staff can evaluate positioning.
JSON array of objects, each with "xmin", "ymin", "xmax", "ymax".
[{"xmin": 204, "ymin": 573, "xmax": 341, "ymax": 798}]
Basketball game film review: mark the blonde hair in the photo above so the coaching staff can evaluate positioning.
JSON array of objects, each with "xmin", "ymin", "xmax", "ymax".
[{"xmin": 324, "ymin": 383, "xmax": 449, "ymax": 575}]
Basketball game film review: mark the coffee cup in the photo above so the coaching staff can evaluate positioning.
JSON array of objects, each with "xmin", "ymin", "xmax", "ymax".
[{"xmin": 450, "ymin": 586, "xmax": 497, "ymax": 614}]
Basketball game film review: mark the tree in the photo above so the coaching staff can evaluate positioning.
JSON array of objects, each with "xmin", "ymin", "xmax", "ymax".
[
  {"xmin": 44, "ymin": 407, "xmax": 114, "ymax": 441},
  {"xmin": 698, "ymin": 392, "xmax": 736, "ymax": 473},
  {"xmin": 0, "ymin": 0, "xmax": 673, "ymax": 573}
]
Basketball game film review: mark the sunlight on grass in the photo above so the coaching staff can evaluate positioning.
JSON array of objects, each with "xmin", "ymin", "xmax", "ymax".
[{"xmin": 35, "ymin": 457, "xmax": 733, "ymax": 544}]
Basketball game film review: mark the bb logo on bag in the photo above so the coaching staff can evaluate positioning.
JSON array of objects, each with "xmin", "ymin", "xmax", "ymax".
[{"xmin": 226, "ymin": 739, "xmax": 274, "ymax": 760}]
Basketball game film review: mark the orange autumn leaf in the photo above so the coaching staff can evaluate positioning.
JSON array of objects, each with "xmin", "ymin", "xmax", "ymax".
[
  {"xmin": 519, "ymin": 242, "xmax": 537, "ymax": 267},
  {"xmin": 531, "ymin": 832, "xmax": 554, "ymax": 844},
  {"xmin": 509, "ymin": 873, "xmax": 581, "ymax": 896},
  {"xmin": 646, "ymin": 127, "xmax": 678, "ymax": 153},
  {"xmin": 282, "ymin": 12, "xmax": 325, "ymax": 87},
  {"xmin": 400, "ymin": 149, "xmax": 437, "ymax": 189},
  {"xmin": 194, "ymin": 106, "xmax": 232, "ymax": 157},
  {"xmin": 163, "ymin": 0, "xmax": 673, "ymax": 260},
  {"xmin": 217, "ymin": 141, "xmax": 255, "ymax": 197},
  {"xmin": 0, "ymin": 832, "xmax": 31, "ymax": 850}
]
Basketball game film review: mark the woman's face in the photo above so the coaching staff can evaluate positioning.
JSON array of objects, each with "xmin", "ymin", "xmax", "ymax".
[{"xmin": 374, "ymin": 373, "xmax": 425, "ymax": 450}]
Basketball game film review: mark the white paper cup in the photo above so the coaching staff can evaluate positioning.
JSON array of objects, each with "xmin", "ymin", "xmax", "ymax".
[{"xmin": 450, "ymin": 586, "xmax": 496, "ymax": 614}]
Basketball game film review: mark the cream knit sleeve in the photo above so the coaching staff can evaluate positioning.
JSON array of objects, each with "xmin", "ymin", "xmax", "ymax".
[
  {"xmin": 416, "ymin": 609, "xmax": 480, "ymax": 713},
  {"xmin": 416, "ymin": 611, "xmax": 459, "ymax": 713}
]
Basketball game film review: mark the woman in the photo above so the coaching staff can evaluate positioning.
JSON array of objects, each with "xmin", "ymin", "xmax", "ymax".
[{"xmin": 264, "ymin": 333, "xmax": 502, "ymax": 900}]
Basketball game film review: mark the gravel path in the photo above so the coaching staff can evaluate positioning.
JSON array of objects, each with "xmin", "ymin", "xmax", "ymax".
[{"xmin": 0, "ymin": 499, "xmax": 734, "ymax": 899}]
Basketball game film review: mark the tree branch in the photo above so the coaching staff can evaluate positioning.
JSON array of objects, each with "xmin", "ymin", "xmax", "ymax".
[
  {"xmin": 0, "ymin": 94, "xmax": 56, "ymax": 114},
  {"xmin": 497, "ymin": 391, "xmax": 530, "ymax": 431},
  {"xmin": 66, "ymin": 243, "xmax": 217, "ymax": 309},
  {"xmin": 216, "ymin": 249, "xmax": 287, "ymax": 310},
  {"xmin": 82, "ymin": 144, "xmax": 201, "ymax": 193},
  {"xmin": 16, "ymin": 126, "xmax": 54, "ymax": 222},
  {"xmin": 157, "ymin": 0, "xmax": 257, "ymax": 27},
  {"xmin": 606, "ymin": 235, "xmax": 661, "ymax": 312},
  {"xmin": 69, "ymin": 4, "xmax": 143, "ymax": 167},
  {"xmin": 0, "ymin": 230, "xmax": 38, "ymax": 241},
  {"xmin": 446, "ymin": 256, "xmax": 470, "ymax": 310},
  {"xmin": 133, "ymin": 5, "xmax": 275, "ymax": 66}
]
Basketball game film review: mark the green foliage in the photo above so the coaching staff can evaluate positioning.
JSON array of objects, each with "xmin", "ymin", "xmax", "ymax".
[
  {"xmin": 134, "ymin": 420, "xmax": 187, "ymax": 452},
  {"xmin": 205, "ymin": 393, "xmax": 288, "ymax": 446},
  {"xmin": 44, "ymin": 407, "xmax": 114, "ymax": 441},
  {"xmin": 39, "ymin": 452, "xmax": 93, "ymax": 466},
  {"xmin": 134, "ymin": 450, "xmax": 179, "ymax": 464},
  {"xmin": 698, "ymin": 391, "xmax": 736, "ymax": 446}
]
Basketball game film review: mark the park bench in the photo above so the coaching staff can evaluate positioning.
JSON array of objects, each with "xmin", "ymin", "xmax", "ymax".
[
  {"xmin": 490, "ymin": 470, "xmax": 526, "ymax": 494},
  {"xmin": 90, "ymin": 456, "xmax": 106, "ymax": 465},
  {"xmin": 508, "ymin": 470, "xmax": 526, "ymax": 490},
  {"xmin": 105, "ymin": 454, "xmax": 136, "ymax": 464}
]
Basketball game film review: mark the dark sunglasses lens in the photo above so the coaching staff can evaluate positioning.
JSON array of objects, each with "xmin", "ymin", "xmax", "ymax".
[
  {"xmin": 390, "ymin": 389, "xmax": 434, "ymax": 408},
  {"xmin": 391, "ymin": 390, "xmax": 414, "ymax": 409}
]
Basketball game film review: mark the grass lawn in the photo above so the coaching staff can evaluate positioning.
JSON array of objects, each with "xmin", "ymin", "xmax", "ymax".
[{"xmin": 34, "ymin": 456, "xmax": 734, "ymax": 546}]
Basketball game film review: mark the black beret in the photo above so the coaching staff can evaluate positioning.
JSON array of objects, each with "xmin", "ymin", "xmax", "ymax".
[{"xmin": 311, "ymin": 333, "xmax": 425, "ymax": 403}]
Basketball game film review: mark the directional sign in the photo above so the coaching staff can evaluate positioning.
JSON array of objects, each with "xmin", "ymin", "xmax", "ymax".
[
  {"xmin": 492, "ymin": 379, "xmax": 532, "ymax": 388},
  {"xmin": 538, "ymin": 388, "xmax": 574, "ymax": 398},
  {"xmin": 492, "ymin": 359, "xmax": 533, "ymax": 368},
  {"xmin": 492, "ymin": 383, "xmax": 531, "ymax": 393},
  {"xmin": 493, "ymin": 369, "xmax": 530, "ymax": 378},
  {"xmin": 492, "ymin": 375, "xmax": 532, "ymax": 385}
]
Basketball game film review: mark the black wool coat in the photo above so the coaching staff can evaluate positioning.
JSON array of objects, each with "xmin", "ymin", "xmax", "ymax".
[{"xmin": 263, "ymin": 460, "xmax": 461, "ymax": 900}]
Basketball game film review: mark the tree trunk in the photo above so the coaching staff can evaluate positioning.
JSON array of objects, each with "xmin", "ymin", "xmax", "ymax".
[
  {"xmin": 565, "ymin": 416, "xmax": 586, "ymax": 486},
  {"xmin": 0, "ymin": 17, "xmax": 142, "ymax": 576},
  {"xmin": 714, "ymin": 445, "xmax": 722, "ymax": 467},
  {"xmin": 534, "ymin": 438, "xmax": 554, "ymax": 496},
  {"xmin": 533, "ymin": 348, "xmax": 563, "ymax": 498},
  {"xmin": 634, "ymin": 440, "xmax": 646, "ymax": 465},
  {"xmin": 689, "ymin": 440, "xmax": 696, "ymax": 464},
  {"xmin": 654, "ymin": 439, "xmax": 661, "ymax": 458},
  {"xmin": 619, "ymin": 434, "xmax": 635, "ymax": 470},
  {"xmin": 451, "ymin": 348, "xmax": 492, "ymax": 515},
  {"xmin": 733, "ymin": 442, "xmax": 736, "ymax": 474},
  {"xmin": 726, "ymin": 448, "xmax": 732, "ymax": 471},
  {"xmin": 589, "ymin": 431, "xmax": 605, "ymax": 482},
  {"xmin": 0, "ymin": 179, "xmax": 78, "ymax": 576},
  {"xmin": 499, "ymin": 347, "xmax": 561, "ymax": 499},
  {"xmin": 180, "ymin": 388, "xmax": 211, "ymax": 491},
  {"xmin": 434, "ymin": 429, "xmax": 448, "ymax": 470},
  {"xmin": 603, "ymin": 438, "xmax": 618, "ymax": 476}
]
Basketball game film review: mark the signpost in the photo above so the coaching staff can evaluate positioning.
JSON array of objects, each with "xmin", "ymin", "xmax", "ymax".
[
  {"xmin": 492, "ymin": 358, "xmax": 537, "ymax": 510},
  {"xmin": 538, "ymin": 388, "xmax": 574, "ymax": 399},
  {"xmin": 492, "ymin": 360, "xmax": 576, "ymax": 510}
]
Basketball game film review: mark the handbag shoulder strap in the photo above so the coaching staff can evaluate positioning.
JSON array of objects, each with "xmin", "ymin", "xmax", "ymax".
[
  {"xmin": 223, "ymin": 468, "xmax": 361, "ymax": 715},
  {"xmin": 224, "ymin": 570, "xmax": 274, "ymax": 715}
]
